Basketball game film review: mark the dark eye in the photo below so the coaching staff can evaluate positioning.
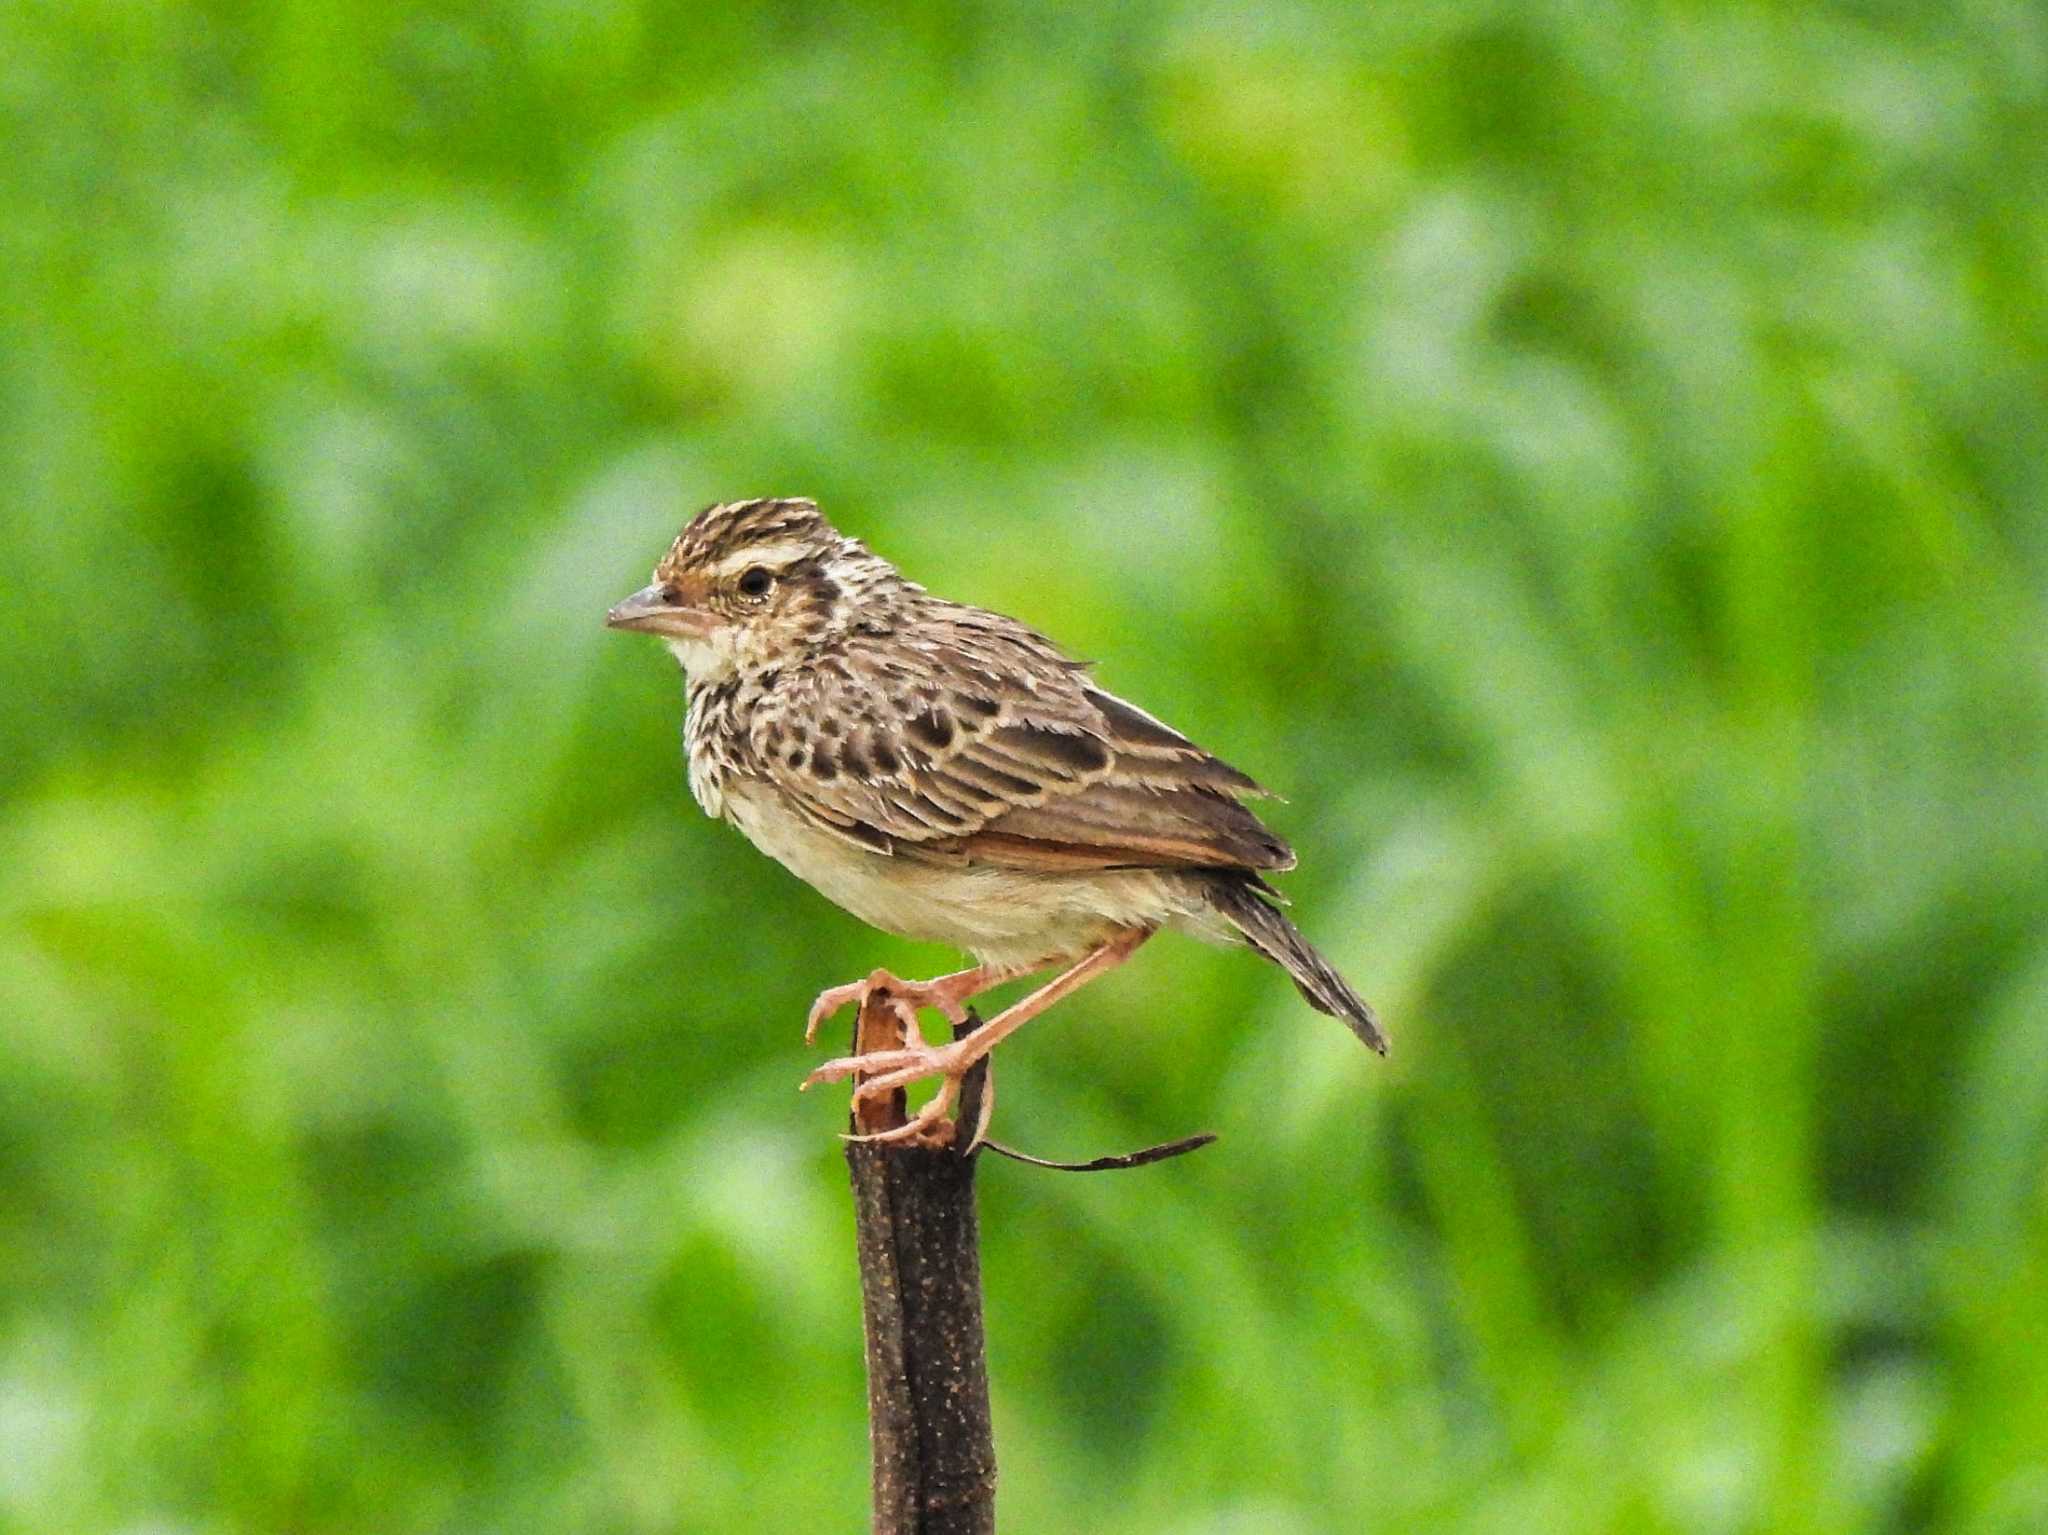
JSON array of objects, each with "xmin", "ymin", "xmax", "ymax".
[{"xmin": 737, "ymin": 566, "xmax": 773, "ymax": 598}]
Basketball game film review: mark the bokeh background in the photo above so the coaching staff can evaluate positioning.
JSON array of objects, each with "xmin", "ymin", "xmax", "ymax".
[{"xmin": 5, "ymin": 2, "xmax": 2047, "ymax": 1531}]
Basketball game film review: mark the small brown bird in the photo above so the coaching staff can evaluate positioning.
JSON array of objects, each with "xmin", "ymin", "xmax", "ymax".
[{"xmin": 607, "ymin": 498, "xmax": 1383, "ymax": 1144}]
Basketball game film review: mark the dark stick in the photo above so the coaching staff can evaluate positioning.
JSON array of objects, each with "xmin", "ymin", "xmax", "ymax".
[{"xmin": 844, "ymin": 990, "xmax": 998, "ymax": 1535}]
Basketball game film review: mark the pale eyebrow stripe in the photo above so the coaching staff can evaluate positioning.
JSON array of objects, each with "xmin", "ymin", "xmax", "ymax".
[{"xmin": 713, "ymin": 540, "xmax": 813, "ymax": 575}]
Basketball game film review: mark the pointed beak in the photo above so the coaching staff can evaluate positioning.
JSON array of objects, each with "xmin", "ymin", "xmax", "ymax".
[{"xmin": 605, "ymin": 583, "xmax": 714, "ymax": 638}]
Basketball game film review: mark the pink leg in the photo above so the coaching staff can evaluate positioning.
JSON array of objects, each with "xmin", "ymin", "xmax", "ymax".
[{"xmin": 803, "ymin": 928, "xmax": 1153, "ymax": 1144}]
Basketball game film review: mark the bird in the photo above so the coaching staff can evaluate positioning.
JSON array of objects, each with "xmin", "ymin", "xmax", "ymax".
[{"xmin": 606, "ymin": 497, "xmax": 1384, "ymax": 1145}]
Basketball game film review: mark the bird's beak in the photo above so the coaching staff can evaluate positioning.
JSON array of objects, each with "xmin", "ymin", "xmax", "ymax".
[{"xmin": 604, "ymin": 584, "xmax": 715, "ymax": 639}]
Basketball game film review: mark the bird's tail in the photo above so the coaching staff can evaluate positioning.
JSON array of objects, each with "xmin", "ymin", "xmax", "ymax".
[{"xmin": 1205, "ymin": 875, "xmax": 1388, "ymax": 1054}]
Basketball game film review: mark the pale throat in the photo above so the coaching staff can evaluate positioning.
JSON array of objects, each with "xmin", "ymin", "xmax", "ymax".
[{"xmin": 664, "ymin": 633, "xmax": 737, "ymax": 684}]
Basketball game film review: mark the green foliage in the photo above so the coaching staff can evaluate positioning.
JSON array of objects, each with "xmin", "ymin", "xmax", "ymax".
[{"xmin": 4, "ymin": 2, "xmax": 2045, "ymax": 1530}]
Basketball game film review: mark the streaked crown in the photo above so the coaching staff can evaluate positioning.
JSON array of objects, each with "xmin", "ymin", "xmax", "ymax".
[{"xmin": 657, "ymin": 497, "xmax": 842, "ymax": 584}]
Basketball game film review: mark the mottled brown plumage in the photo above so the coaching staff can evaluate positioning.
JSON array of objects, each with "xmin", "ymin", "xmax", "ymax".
[{"xmin": 608, "ymin": 497, "xmax": 1383, "ymax": 1144}]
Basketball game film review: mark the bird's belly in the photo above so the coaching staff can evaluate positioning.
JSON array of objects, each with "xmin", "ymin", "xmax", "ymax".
[{"xmin": 722, "ymin": 787, "xmax": 1174, "ymax": 966}]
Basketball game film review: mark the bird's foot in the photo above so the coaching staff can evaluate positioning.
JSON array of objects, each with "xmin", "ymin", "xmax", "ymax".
[
  {"xmin": 804, "ymin": 966, "xmax": 985, "ymax": 1046},
  {"xmin": 800, "ymin": 1039, "xmax": 979, "ymax": 1146}
]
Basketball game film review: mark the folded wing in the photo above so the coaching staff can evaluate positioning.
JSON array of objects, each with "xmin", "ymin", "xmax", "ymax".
[{"xmin": 747, "ymin": 612, "xmax": 1294, "ymax": 874}]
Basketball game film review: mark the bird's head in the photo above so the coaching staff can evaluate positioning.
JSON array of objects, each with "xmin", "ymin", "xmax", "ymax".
[{"xmin": 605, "ymin": 497, "xmax": 904, "ymax": 682}]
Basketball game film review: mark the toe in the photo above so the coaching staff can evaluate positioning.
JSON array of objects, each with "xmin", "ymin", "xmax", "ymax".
[
  {"xmin": 805, "ymin": 983, "xmax": 865, "ymax": 1043},
  {"xmin": 846, "ymin": 1052, "xmax": 951, "ymax": 1101},
  {"xmin": 802, "ymin": 1048, "xmax": 927, "ymax": 1091},
  {"xmin": 849, "ymin": 1063, "xmax": 925, "ymax": 1103},
  {"xmin": 889, "ymin": 996, "xmax": 927, "ymax": 1046},
  {"xmin": 846, "ymin": 1116, "xmax": 934, "ymax": 1146},
  {"xmin": 846, "ymin": 1081, "xmax": 957, "ymax": 1145}
]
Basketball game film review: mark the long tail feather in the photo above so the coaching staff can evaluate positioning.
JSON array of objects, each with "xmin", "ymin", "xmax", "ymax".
[{"xmin": 1206, "ymin": 875, "xmax": 1388, "ymax": 1054}]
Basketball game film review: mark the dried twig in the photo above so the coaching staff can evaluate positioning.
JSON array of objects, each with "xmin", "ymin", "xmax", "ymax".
[
  {"xmin": 843, "ymin": 990, "xmax": 997, "ymax": 1535},
  {"xmin": 840, "ymin": 988, "xmax": 1216, "ymax": 1531}
]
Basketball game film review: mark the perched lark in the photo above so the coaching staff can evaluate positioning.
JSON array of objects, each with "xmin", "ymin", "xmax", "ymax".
[{"xmin": 607, "ymin": 498, "xmax": 1384, "ymax": 1144}]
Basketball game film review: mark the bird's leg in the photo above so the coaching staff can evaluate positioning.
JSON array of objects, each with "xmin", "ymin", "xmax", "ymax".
[
  {"xmin": 805, "ymin": 962, "xmax": 1018, "ymax": 1046},
  {"xmin": 804, "ymin": 928, "xmax": 1152, "ymax": 1145}
]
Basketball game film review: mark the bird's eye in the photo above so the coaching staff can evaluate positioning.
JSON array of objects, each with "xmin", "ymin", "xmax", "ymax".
[{"xmin": 737, "ymin": 566, "xmax": 774, "ymax": 598}]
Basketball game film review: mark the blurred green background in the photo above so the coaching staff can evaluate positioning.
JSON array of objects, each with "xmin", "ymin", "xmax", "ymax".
[{"xmin": 4, "ymin": 2, "xmax": 2046, "ymax": 1531}]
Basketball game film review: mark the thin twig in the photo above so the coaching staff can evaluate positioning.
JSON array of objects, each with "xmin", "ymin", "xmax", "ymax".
[{"xmin": 979, "ymin": 1131, "xmax": 1217, "ymax": 1172}]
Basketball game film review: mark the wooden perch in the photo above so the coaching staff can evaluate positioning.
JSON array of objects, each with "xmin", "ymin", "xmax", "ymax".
[
  {"xmin": 843, "ymin": 988, "xmax": 998, "ymax": 1535},
  {"xmin": 838, "ymin": 985, "xmax": 1215, "ymax": 1530}
]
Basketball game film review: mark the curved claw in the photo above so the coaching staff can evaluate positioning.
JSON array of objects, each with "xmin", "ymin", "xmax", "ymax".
[
  {"xmin": 808, "ymin": 1038, "xmax": 972, "ymax": 1147},
  {"xmin": 805, "ymin": 980, "xmax": 868, "ymax": 1046},
  {"xmin": 962, "ymin": 1061, "xmax": 996, "ymax": 1155},
  {"xmin": 800, "ymin": 1046, "xmax": 929, "ymax": 1091},
  {"xmin": 842, "ymin": 1044, "xmax": 969, "ymax": 1105},
  {"xmin": 842, "ymin": 1076, "xmax": 960, "ymax": 1146}
]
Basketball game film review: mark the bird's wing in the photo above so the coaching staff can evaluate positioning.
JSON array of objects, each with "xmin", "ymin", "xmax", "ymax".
[{"xmin": 747, "ymin": 611, "xmax": 1296, "ymax": 873}]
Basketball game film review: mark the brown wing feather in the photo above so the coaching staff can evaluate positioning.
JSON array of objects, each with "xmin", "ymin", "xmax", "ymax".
[
  {"xmin": 748, "ymin": 606, "xmax": 1293, "ymax": 874},
  {"xmin": 970, "ymin": 782, "xmax": 1292, "ymax": 871}
]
